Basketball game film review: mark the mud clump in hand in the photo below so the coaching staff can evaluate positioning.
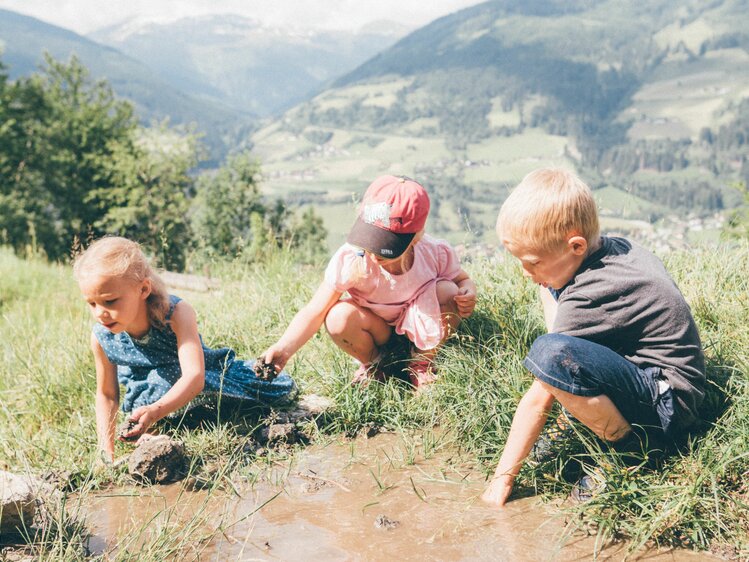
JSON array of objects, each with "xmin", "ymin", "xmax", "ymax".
[
  {"xmin": 117, "ymin": 419, "xmax": 139, "ymax": 442},
  {"xmin": 254, "ymin": 358, "xmax": 278, "ymax": 381}
]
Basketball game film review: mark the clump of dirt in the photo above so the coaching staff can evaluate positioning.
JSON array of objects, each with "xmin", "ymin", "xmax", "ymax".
[
  {"xmin": 357, "ymin": 423, "xmax": 381, "ymax": 439},
  {"xmin": 374, "ymin": 514, "xmax": 400, "ymax": 530},
  {"xmin": 117, "ymin": 419, "xmax": 138, "ymax": 442},
  {"xmin": 127, "ymin": 436, "xmax": 187, "ymax": 484},
  {"xmin": 256, "ymin": 423, "xmax": 307, "ymax": 447},
  {"xmin": 254, "ymin": 358, "xmax": 278, "ymax": 381},
  {"xmin": 39, "ymin": 469, "xmax": 77, "ymax": 492}
]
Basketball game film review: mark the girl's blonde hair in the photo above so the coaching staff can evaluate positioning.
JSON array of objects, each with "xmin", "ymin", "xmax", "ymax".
[
  {"xmin": 497, "ymin": 168, "xmax": 599, "ymax": 252},
  {"xmin": 73, "ymin": 237, "xmax": 170, "ymax": 328}
]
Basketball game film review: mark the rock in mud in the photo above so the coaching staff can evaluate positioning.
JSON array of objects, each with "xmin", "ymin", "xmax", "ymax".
[
  {"xmin": 257, "ymin": 423, "xmax": 299, "ymax": 446},
  {"xmin": 374, "ymin": 514, "xmax": 400, "ymax": 530},
  {"xmin": 277, "ymin": 394, "xmax": 334, "ymax": 424},
  {"xmin": 127, "ymin": 436, "xmax": 187, "ymax": 484},
  {"xmin": 358, "ymin": 424, "xmax": 380, "ymax": 439},
  {"xmin": 0, "ymin": 471, "xmax": 36, "ymax": 535}
]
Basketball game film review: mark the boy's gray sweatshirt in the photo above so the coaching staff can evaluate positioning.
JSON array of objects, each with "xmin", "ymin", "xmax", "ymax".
[{"xmin": 553, "ymin": 236, "xmax": 706, "ymax": 428}]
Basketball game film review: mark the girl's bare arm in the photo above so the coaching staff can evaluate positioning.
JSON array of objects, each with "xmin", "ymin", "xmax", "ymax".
[
  {"xmin": 126, "ymin": 301, "xmax": 205, "ymax": 436},
  {"xmin": 92, "ymin": 333, "xmax": 119, "ymax": 461},
  {"xmin": 263, "ymin": 282, "xmax": 343, "ymax": 371}
]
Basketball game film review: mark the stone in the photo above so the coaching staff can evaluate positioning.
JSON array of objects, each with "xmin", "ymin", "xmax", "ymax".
[
  {"xmin": 374, "ymin": 514, "xmax": 400, "ymax": 530},
  {"xmin": 127, "ymin": 436, "xmax": 187, "ymax": 484},
  {"xmin": 0, "ymin": 471, "xmax": 36, "ymax": 535},
  {"xmin": 258, "ymin": 423, "xmax": 298, "ymax": 446},
  {"xmin": 277, "ymin": 394, "xmax": 334, "ymax": 424}
]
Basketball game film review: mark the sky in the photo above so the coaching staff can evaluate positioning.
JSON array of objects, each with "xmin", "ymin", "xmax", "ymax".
[{"xmin": 0, "ymin": 0, "xmax": 486, "ymax": 34}]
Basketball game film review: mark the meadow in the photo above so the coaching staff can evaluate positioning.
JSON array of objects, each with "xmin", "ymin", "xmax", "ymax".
[{"xmin": 0, "ymin": 242, "xmax": 747, "ymax": 559}]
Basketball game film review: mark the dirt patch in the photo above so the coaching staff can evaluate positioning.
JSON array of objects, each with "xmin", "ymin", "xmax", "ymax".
[{"xmin": 85, "ymin": 434, "xmax": 718, "ymax": 561}]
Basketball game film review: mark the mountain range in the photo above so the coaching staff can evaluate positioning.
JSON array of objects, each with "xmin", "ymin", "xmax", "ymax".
[
  {"xmin": 0, "ymin": 8, "xmax": 407, "ymax": 162},
  {"xmin": 88, "ymin": 15, "xmax": 409, "ymax": 116},
  {"xmin": 2, "ymin": 2, "xmax": 748, "ymax": 248},
  {"xmin": 249, "ymin": 0, "xmax": 749, "ymax": 246}
]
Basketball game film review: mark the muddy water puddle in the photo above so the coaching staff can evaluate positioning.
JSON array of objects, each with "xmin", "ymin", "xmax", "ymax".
[{"xmin": 86, "ymin": 434, "xmax": 712, "ymax": 561}]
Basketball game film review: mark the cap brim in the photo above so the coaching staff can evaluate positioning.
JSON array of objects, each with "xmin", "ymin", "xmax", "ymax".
[{"xmin": 347, "ymin": 217, "xmax": 415, "ymax": 259}]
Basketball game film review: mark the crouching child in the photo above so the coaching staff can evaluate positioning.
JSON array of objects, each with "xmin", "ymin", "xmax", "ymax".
[{"xmin": 482, "ymin": 168, "xmax": 705, "ymax": 506}]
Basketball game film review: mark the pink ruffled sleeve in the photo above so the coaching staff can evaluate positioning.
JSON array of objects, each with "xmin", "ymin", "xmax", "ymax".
[
  {"xmin": 324, "ymin": 244, "xmax": 375, "ymax": 293},
  {"xmin": 435, "ymin": 239, "xmax": 463, "ymax": 280}
]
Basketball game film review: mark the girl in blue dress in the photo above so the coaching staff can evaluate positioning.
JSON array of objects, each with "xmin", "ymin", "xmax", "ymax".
[{"xmin": 74, "ymin": 236, "xmax": 296, "ymax": 462}]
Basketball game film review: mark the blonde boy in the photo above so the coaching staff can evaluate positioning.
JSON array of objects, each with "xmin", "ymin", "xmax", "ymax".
[{"xmin": 482, "ymin": 169, "xmax": 705, "ymax": 506}]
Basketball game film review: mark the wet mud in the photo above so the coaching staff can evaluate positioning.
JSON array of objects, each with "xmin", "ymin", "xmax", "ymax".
[
  {"xmin": 253, "ymin": 358, "xmax": 278, "ymax": 382},
  {"xmin": 84, "ymin": 434, "xmax": 717, "ymax": 561}
]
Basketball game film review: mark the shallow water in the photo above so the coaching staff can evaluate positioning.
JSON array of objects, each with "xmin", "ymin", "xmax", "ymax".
[{"xmin": 85, "ymin": 434, "xmax": 713, "ymax": 561}]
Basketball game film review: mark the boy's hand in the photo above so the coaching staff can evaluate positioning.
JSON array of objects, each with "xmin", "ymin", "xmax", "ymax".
[
  {"xmin": 481, "ymin": 474, "xmax": 515, "ymax": 507},
  {"xmin": 262, "ymin": 344, "xmax": 291, "ymax": 373},
  {"xmin": 454, "ymin": 286, "xmax": 477, "ymax": 318}
]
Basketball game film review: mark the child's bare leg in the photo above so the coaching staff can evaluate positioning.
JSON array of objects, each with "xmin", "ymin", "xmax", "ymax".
[
  {"xmin": 536, "ymin": 380, "xmax": 632, "ymax": 442},
  {"xmin": 325, "ymin": 300, "xmax": 392, "ymax": 363}
]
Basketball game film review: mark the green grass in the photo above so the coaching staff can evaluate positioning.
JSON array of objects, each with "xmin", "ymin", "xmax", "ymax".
[{"xmin": 1, "ymin": 243, "xmax": 748, "ymax": 558}]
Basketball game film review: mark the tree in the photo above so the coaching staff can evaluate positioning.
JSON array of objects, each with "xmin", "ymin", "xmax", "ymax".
[
  {"xmin": 288, "ymin": 206, "xmax": 329, "ymax": 263},
  {"xmin": 95, "ymin": 125, "xmax": 198, "ymax": 270},
  {"xmin": 724, "ymin": 182, "xmax": 749, "ymax": 241},
  {"xmin": 190, "ymin": 152, "xmax": 265, "ymax": 258},
  {"xmin": 0, "ymin": 54, "xmax": 138, "ymax": 259}
]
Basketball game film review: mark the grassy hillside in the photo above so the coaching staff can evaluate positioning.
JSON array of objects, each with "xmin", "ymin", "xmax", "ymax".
[
  {"xmin": 1, "ymin": 243, "xmax": 747, "ymax": 557},
  {"xmin": 251, "ymin": 0, "xmax": 749, "ymax": 248}
]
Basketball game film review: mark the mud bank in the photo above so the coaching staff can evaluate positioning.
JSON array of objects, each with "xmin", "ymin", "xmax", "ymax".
[{"xmin": 85, "ymin": 434, "xmax": 715, "ymax": 561}]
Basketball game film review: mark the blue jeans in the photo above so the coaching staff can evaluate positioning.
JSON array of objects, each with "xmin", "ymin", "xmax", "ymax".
[{"xmin": 524, "ymin": 333, "xmax": 678, "ymax": 439}]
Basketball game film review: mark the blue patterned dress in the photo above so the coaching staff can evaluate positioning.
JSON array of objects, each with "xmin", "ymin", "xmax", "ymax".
[{"xmin": 93, "ymin": 295, "xmax": 296, "ymax": 412}]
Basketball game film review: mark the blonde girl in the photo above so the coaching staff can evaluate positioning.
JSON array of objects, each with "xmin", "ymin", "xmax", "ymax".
[{"xmin": 74, "ymin": 237, "xmax": 296, "ymax": 461}]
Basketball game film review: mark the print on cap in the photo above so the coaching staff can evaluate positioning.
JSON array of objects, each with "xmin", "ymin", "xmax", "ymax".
[
  {"xmin": 363, "ymin": 202, "xmax": 393, "ymax": 229},
  {"xmin": 346, "ymin": 174, "xmax": 430, "ymax": 259}
]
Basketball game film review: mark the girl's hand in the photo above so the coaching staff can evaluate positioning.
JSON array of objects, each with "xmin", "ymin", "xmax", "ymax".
[
  {"xmin": 481, "ymin": 474, "xmax": 515, "ymax": 507},
  {"xmin": 454, "ymin": 286, "xmax": 477, "ymax": 318},
  {"xmin": 262, "ymin": 344, "xmax": 291, "ymax": 373},
  {"xmin": 122, "ymin": 405, "xmax": 160, "ymax": 440}
]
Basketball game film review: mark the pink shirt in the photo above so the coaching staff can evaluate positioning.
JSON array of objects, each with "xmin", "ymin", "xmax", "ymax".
[{"xmin": 324, "ymin": 235, "xmax": 463, "ymax": 350}]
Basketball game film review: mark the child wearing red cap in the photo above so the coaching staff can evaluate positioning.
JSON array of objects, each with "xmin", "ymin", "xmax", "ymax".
[{"xmin": 261, "ymin": 175, "xmax": 477, "ymax": 387}]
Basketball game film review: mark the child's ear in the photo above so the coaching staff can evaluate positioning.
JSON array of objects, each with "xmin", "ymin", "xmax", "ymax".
[
  {"xmin": 140, "ymin": 279, "xmax": 152, "ymax": 300},
  {"xmin": 568, "ymin": 234, "xmax": 588, "ymax": 256}
]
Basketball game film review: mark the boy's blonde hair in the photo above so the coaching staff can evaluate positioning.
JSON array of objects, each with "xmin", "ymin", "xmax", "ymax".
[
  {"xmin": 73, "ymin": 237, "xmax": 170, "ymax": 328},
  {"xmin": 497, "ymin": 168, "xmax": 599, "ymax": 252}
]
